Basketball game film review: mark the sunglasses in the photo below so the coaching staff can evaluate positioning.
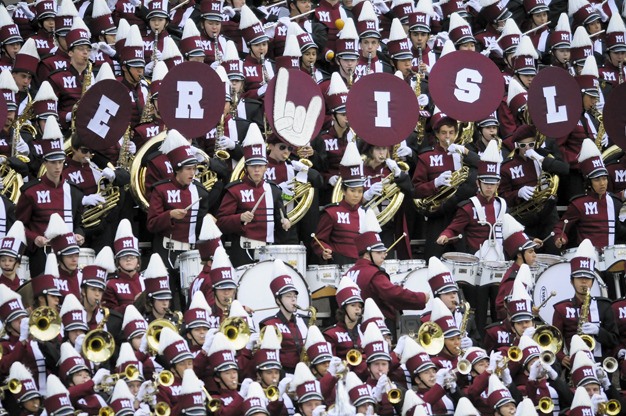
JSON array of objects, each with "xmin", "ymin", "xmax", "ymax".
[
  {"xmin": 517, "ymin": 142, "xmax": 536, "ymax": 149},
  {"xmin": 79, "ymin": 147, "xmax": 93, "ymax": 154},
  {"xmin": 279, "ymin": 144, "xmax": 294, "ymax": 151}
]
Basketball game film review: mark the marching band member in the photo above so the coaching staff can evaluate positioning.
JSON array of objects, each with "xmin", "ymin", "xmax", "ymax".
[
  {"xmin": 260, "ymin": 260, "xmax": 309, "ymax": 374},
  {"xmin": 155, "ymin": 327, "xmax": 194, "ymax": 408},
  {"xmin": 121, "ymin": 305, "xmax": 159, "ymax": 382},
  {"xmin": 107, "ymin": 379, "xmax": 136, "ymax": 415},
  {"xmin": 600, "ymin": 14, "xmax": 626, "ymax": 89},
  {"xmin": 448, "ymin": 13, "xmax": 478, "ymax": 52},
  {"xmin": 408, "ymin": 0, "xmax": 436, "ymax": 75},
  {"xmin": 569, "ymin": 27, "xmax": 594, "ymax": 77},
  {"xmin": 552, "ymin": 239, "xmax": 619, "ymax": 365},
  {"xmin": 179, "ymin": 20, "xmax": 208, "ymax": 64},
  {"xmin": 172, "ymin": 369, "xmax": 208, "ymax": 415},
  {"xmin": 29, "ymin": 81, "xmax": 57, "ymax": 173},
  {"xmin": 12, "ymin": 38, "xmax": 38, "ymax": 118},
  {"xmin": 547, "ymin": 13, "xmax": 573, "ymax": 72},
  {"xmin": 183, "ymin": 292, "xmax": 212, "ymax": 377},
  {"xmin": 29, "ymin": 0, "xmax": 56, "ymax": 57},
  {"xmin": 292, "ymin": 23, "xmax": 328, "ymax": 84},
  {"xmin": 422, "ymin": 257, "xmax": 480, "ymax": 347},
  {"xmin": 475, "ymin": 0, "xmax": 511, "ymax": 62},
  {"xmin": 36, "ymin": 0, "xmax": 76, "ymax": 82},
  {"xmin": 141, "ymin": 253, "xmax": 174, "ymax": 324},
  {"xmin": 569, "ymin": 0, "xmax": 605, "ymax": 55},
  {"xmin": 7, "ymin": 361, "xmax": 43, "ymax": 415},
  {"xmin": 344, "ymin": 371, "xmax": 376, "ymax": 414},
  {"xmin": 188, "ymin": 215, "xmax": 223, "ymax": 303},
  {"xmin": 569, "ymin": 352, "xmax": 622, "ymax": 412},
  {"xmin": 44, "ymin": 374, "xmax": 77, "ymax": 415},
  {"xmin": 0, "ymin": 6, "xmax": 23, "ymax": 72},
  {"xmin": 568, "ymin": 386, "xmax": 595, "ymax": 415},
  {"xmin": 205, "ymin": 332, "xmax": 244, "ymax": 415},
  {"xmin": 198, "ymin": 0, "xmax": 227, "ymax": 65},
  {"xmin": 119, "ymin": 25, "xmax": 149, "ymax": 130},
  {"xmin": 113, "ymin": 343, "xmax": 146, "ymax": 408},
  {"xmin": 354, "ymin": 1, "xmax": 392, "ymax": 80},
  {"xmin": 45, "ymin": 214, "xmax": 83, "ymax": 302},
  {"xmin": 499, "ymin": 125, "xmax": 568, "ymax": 254},
  {"xmin": 360, "ymin": 323, "xmax": 398, "ymax": 416},
  {"xmin": 459, "ymin": 347, "xmax": 497, "ymax": 414},
  {"xmin": 142, "ymin": 0, "xmax": 170, "ymax": 66},
  {"xmin": 290, "ymin": 362, "xmax": 326, "ymax": 416},
  {"xmin": 206, "ymin": 246, "xmax": 238, "ymax": 326},
  {"xmin": 239, "ymin": 5, "xmax": 274, "ymax": 100},
  {"xmin": 253, "ymin": 325, "xmax": 292, "ymax": 415},
  {"xmin": 272, "ymin": 0, "xmax": 326, "ymax": 59},
  {"xmin": 57, "ymin": 342, "xmax": 110, "ymax": 413},
  {"xmin": 468, "ymin": 113, "xmax": 501, "ymax": 156},
  {"xmin": 241, "ymin": 382, "xmax": 272, "ymax": 416},
  {"xmin": 102, "ymin": 219, "xmax": 143, "ymax": 313},
  {"xmin": 59, "ymin": 294, "xmax": 88, "ymax": 349},
  {"xmin": 496, "ymin": 216, "xmax": 538, "ymax": 319},
  {"xmin": 323, "ymin": 277, "xmax": 364, "ymax": 365},
  {"xmin": 331, "ymin": 18, "xmax": 359, "ymax": 91},
  {"xmin": 303, "ymin": 326, "xmax": 344, "ymax": 402},
  {"xmin": 485, "ymin": 374, "xmax": 517, "ymax": 416},
  {"xmin": 17, "ymin": 116, "xmax": 84, "ymax": 277},
  {"xmin": 217, "ymin": 125, "xmax": 290, "ymax": 267},
  {"xmin": 521, "ymin": 0, "xmax": 551, "ymax": 54},
  {"xmin": 554, "ymin": 139, "xmax": 626, "ymax": 249},
  {"xmin": 0, "ymin": 221, "xmax": 26, "ymax": 291},
  {"xmin": 349, "ymin": 209, "xmax": 428, "ymax": 326},
  {"xmin": 360, "ymin": 298, "xmax": 394, "ymax": 350},
  {"xmin": 426, "ymin": 298, "xmax": 463, "ymax": 370}
]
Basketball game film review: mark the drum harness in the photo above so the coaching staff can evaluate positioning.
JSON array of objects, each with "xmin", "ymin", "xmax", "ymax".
[{"xmin": 470, "ymin": 196, "xmax": 507, "ymax": 261}]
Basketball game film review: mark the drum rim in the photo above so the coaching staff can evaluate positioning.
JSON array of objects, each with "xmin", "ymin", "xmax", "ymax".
[
  {"xmin": 442, "ymin": 252, "xmax": 479, "ymax": 263},
  {"xmin": 480, "ymin": 260, "xmax": 510, "ymax": 269},
  {"xmin": 179, "ymin": 249, "xmax": 200, "ymax": 259},
  {"xmin": 306, "ymin": 265, "xmax": 339, "ymax": 270}
]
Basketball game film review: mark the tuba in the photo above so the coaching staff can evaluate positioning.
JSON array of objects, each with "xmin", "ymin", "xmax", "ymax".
[
  {"xmin": 83, "ymin": 306, "xmax": 116, "ymax": 363},
  {"xmin": 414, "ymin": 166, "xmax": 470, "ymax": 214}
]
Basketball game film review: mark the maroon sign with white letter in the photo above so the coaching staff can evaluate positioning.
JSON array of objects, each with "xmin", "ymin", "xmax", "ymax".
[
  {"xmin": 429, "ymin": 51, "xmax": 504, "ymax": 122},
  {"xmin": 345, "ymin": 72, "xmax": 418, "ymax": 146},
  {"xmin": 603, "ymin": 82, "xmax": 626, "ymax": 150},
  {"xmin": 527, "ymin": 67, "xmax": 581, "ymax": 137},
  {"xmin": 264, "ymin": 68, "xmax": 325, "ymax": 147},
  {"xmin": 159, "ymin": 61, "xmax": 225, "ymax": 138},
  {"xmin": 76, "ymin": 79, "xmax": 132, "ymax": 151}
]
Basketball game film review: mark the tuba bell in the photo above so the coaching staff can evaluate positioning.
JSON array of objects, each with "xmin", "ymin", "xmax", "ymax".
[
  {"xmin": 28, "ymin": 306, "xmax": 62, "ymax": 342},
  {"xmin": 219, "ymin": 316, "xmax": 251, "ymax": 350}
]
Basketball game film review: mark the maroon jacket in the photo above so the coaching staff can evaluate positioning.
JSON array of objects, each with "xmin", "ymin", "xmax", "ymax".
[
  {"xmin": 313, "ymin": 200, "xmax": 361, "ymax": 260},
  {"xmin": 323, "ymin": 321, "xmax": 368, "ymax": 378},
  {"xmin": 48, "ymin": 65, "xmax": 87, "ymax": 129},
  {"xmin": 241, "ymin": 55, "xmax": 275, "ymax": 100},
  {"xmin": 211, "ymin": 388, "xmax": 244, "ymax": 416},
  {"xmin": 30, "ymin": 29, "xmax": 55, "ymax": 57},
  {"xmin": 311, "ymin": 129, "xmax": 350, "ymax": 183},
  {"xmin": 121, "ymin": 78, "xmax": 150, "ymax": 129},
  {"xmin": 260, "ymin": 311, "xmax": 308, "ymax": 371},
  {"xmin": 556, "ymin": 114, "xmax": 599, "ymax": 170},
  {"xmin": 412, "ymin": 143, "xmax": 459, "ymax": 198},
  {"xmin": 495, "ymin": 263, "xmax": 520, "ymax": 321},
  {"xmin": 112, "ymin": 0, "xmax": 148, "ymax": 33},
  {"xmin": 141, "ymin": 30, "xmax": 168, "ymax": 65},
  {"xmin": 349, "ymin": 258, "xmax": 427, "ymax": 320},
  {"xmin": 38, "ymin": 49, "xmax": 70, "ymax": 83},
  {"xmin": 69, "ymin": 380, "xmax": 108, "ymax": 414},
  {"xmin": 416, "ymin": 383, "xmax": 449, "ymax": 416},
  {"xmin": 156, "ymin": 375, "xmax": 183, "ymax": 409},
  {"xmin": 483, "ymin": 320, "xmax": 516, "ymax": 353},
  {"xmin": 599, "ymin": 61, "xmax": 625, "ymax": 86},
  {"xmin": 0, "ymin": 274, "xmax": 20, "ymax": 291},
  {"xmin": 314, "ymin": 0, "xmax": 346, "ymax": 53},
  {"xmin": 55, "ymin": 267, "xmax": 82, "ymax": 303},
  {"xmin": 102, "ymin": 272, "xmax": 144, "ymax": 314},
  {"xmin": 552, "ymin": 192, "xmax": 624, "ymax": 248},
  {"xmin": 188, "ymin": 264, "xmax": 214, "ymax": 307},
  {"xmin": 62, "ymin": 158, "xmax": 100, "ymax": 196},
  {"xmin": 145, "ymin": 153, "xmax": 174, "ymax": 199},
  {"xmin": 607, "ymin": 157, "xmax": 626, "ymax": 197}
]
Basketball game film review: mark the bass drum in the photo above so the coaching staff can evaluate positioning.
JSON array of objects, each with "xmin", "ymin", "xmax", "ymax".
[
  {"xmin": 236, "ymin": 260, "xmax": 311, "ymax": 328},
  {"xmin": 401, "ymin": 268, "xmax": 433, "ymax": 316},
  {"xmin": 533, "ymin": 262, "xmax": 607, "ymax": 325}
]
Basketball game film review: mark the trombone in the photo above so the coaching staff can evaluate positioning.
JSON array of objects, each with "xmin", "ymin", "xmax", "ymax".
[
  {"xmin": 28, "ymin": 306, "xmax": 62, "ymax": 342},
  {"xmin": 532, "ymin": 325, "xmax": 563, "ymax": 354}
]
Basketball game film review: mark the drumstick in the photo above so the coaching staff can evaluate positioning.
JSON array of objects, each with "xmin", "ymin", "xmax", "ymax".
[
  {"xmin": 559, "ymin": 220, "xmax": 569, "ymax": 242},
  {"xmin": 184, "ymin": 197, "xmax": 203, "ymax": 211},
  {"xmin": 386, "ymin": 232, "xmax": 407, "ymax": 253},
  {"xmin": 448, "ymin": 234, "xmax": 463, "ymax": 242},
  {"xmin": 541, "ymin": 232, "xmax": 555, "ymax": 244},
  {"xmin": 310, "ymin": 233, "xmax": 328, "ymax": 252},
  {"xmin": 244, "ymin": 193, "xmax": 266, "ymax": 226},
  {"xmin": 535, "ymin": 291, "xmax": 557, "ymax": 311},
  {"xmin": 170, "ymin": 0, "xmax": 190, "ymax": 11}
]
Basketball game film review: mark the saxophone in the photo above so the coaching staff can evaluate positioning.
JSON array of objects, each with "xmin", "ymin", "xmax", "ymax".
[
  {"xmin": 347, "ymin": 68, "xmax": 354, "ymax": 89},
  {"xmin": 82, "ymin": 61, "xmax": 93, "ymax": 96},
  {"xmin": 591, "ymin": 105, "xmax": 606, "ymax": 151},
  {"xmin": 214, "ymin": 114, "xmax": 230, "ymax": 160},
  {"xmin": 230, "ymin": 86, "xmax": 239, "ymax": 118},
  {"xmin": 458, "ymin": 301, "xmax": 472, "ymax": 355},
  {"xmin": 577, "ymin": 288, "xmax": 595, "ymax": 350},
  {"xmin": 117, "ymin": 126, "xmax": 132, "ymax": 170}
]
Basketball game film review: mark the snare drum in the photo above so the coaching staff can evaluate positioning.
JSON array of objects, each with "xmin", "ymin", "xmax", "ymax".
[
  {"xmin": 441, "ymin": 252, "xmax": 479, "ymax": 286},
  {"xmin": 399, "ymin": 259, "xmax": 426, "ymax": 273},
  {"xmin": 17, "ymin": 255, "xmax": 29, "ymax": 283},
  {"xmin": 178, "ymin": 250, "xmax": 202, "ymax": 292},
  {"xmin": 478, "ymin": 261, "xmax": 510, "ymax": 286},
  {"xmin": 306, "ymin": 265, "xmax": 339, "ymax": 294},
  {"xmin": 257, "ymin": 245, "xmax": 307, "ymax": 276},
  {"xmin": 238, "ymin": 261, "xmax": 311, "ymax": 325},
  {"xmin": 533, "ymin": 262, "xmax": 607, "ymax": 324},
  {"xmin": 533, "ymin": 254, "xmax": 566, "ymax": 278},
  {"xmin": 383, "ymin": 260, "xmax": 402, "ymax": 275},
  {"xmin": 78, "ymin": 248, "xmax": 95, "ymax": 269},
  {"xmin": 401, "ymin": 268, "xmax": 432, "ymax": 315},
  {"xmin": 602, "ymin": 245, "xmax": 626, "ymax": 270},
  {"xmin": 340, "ymin": 264, "xmax": 355, "ymax": 277}
]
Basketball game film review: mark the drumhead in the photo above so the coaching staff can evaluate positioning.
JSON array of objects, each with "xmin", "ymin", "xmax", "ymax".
[
  {"xmin": 401, "ymin": 268, "xmax": 432, "ymax": 316},
  {"xmin": 237, "ymin": 261, "xmax": 311, "ymax": 329},
  {"xmin": 442, "ymin": 252, "xmax": 479, "ymax": 264},
  {"xmin": 533, "ymin": 262, "xmax": 606, "ymax": 325}
]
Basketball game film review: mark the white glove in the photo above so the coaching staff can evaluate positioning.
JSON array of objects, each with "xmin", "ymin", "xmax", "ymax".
[
  {"xmin": 601, "ymin": 133, "xmax": 609, "ymax": 148},
  {"xmin": 278, "ymin": 376, "xmax": 292, "ymax": 396},
  {"xmin": 591, "ymin": 3, "xmax": 609, "ymax": 21},
  {"xmin": 16, "ymin": 138, "xmax": 29, "ymax": 155},
  {"xmin": 488, "ymin": 351, "xmax": 503, "ymax": 373},
  {"xmin": 591, "ymin": 393, "xmax": 605, "ymax": 414},
  {"xmin": 329, "ymin": 175, "xmax": 339, "ymax": 186},
  {"xmin": 279, "ymin": 181, "xmax": 294, "ymax": 198},
  {"xmin": 434, "ymin": 31, "xmax": 449, "ymax": 46},
  {"xmin": 517, "ymin": 186, "xmax": 535, "ymax": 201},
  {"xmin": 222, "ymin": 6, "xmax": 236, "ymax": 17},
  {"xmin": 460, "ymin": 336, "xmax": 473, "ymax": 350},
  {"xmin": 245, "ymin": 332, "xmax": 260, "ymax": 350},
  {"xmin": 434, "ymin": 170, "xmax": 452, "ymax": 188},
  {"xmin": 92, "ymin": 368, "xmax": 110, "ymax": 385},
  {"xmin": 312, "ymin": 405, "xmax": 327, "ymax": 416},
  {"xmin": 522, "ymin": 327, "xmax": 536, "ymax": 338},
  {"xmin": 82, "ymin": 193, "xmax": 106, "ymax": 206},
  {"xmin": 295, "ymin": 169, "xmax": 308, "ymax": 183},
  {"xmin": 291, "ymin": 160, "xmax": 307, "ymax": 172},
  {"xmin": 134, "ymin": 408, "xmax": 151, "ymax": 416},
  {"xmin": 581, "ymin": 322, "xmax": 600, "ymax": 335},
  {"xmin": 74, "ymin": 334, "xmax": 86, "ymax": 354},
  {"xmin": 524, "ymin": 148, "xmax": 544, "ymax": 164},
  {"xmin": 327, "ymin": 356, "xmax": 345, "ymax": 377},
  {"xmin": 595, "ymin": 363, "xmax": 611, "ymax": 390},
  {"xmin": 372, "ymin": 374, "xmax": 388, "ymax": 402},
  {"xmin": 66, "ymin": 112, "xmax": 72, "ymax": 123},
  {"xmin": 363, "ymin": 182, "xmax": 384, "ymax": 201},
  {"xmin": 144, "ymin": 61, "xmax": 155, "ymax": 76},
  {"xmin": 137, "ymin": 380, "xmax": 156, "ymax": 405},
  {"xmin": 385, "ymin": 158, "xmax": 401, "ymax": 177},
  {"xmin": 396, "ymin": 141, "xmax": 412, "ymax": 158},
  {"xmin": 528, "ymin": 359, "xmax": 543, "ymax": 381},
  {"xmin": 618, "ymin": 349, "xmax": 626, "ymax": 360},
  {"xmin": 239, "ymin": 378, "xmax": 254, "ymax": 398},
  {"xmin": 97, "ymin": 42, "xmax": 116, "ymax": 57},
  {"xmin": 101, "ymin": 167, "xmax": 116, "ymax": 181},
  {"xmin": 501, "ymin": 367, "xmax": 512, "ymax": 386},
  {"xmin": 202, "ymin": 328, "xmax": 219, "ymax": 354},
  {"xmin": 16, "ymin": 2, "xmax": 35, "ymax": 19},
  {"xmin": 435, "ymin": 368, "xmax": 449, "ymax": 387},
  {"xmin": 189, "ymin": 146, "xmax": 206, "ymax": 163},
  {"xmin": 447, "ymin": 143, "xmax": 466, "ymax": 155},
  {"xmin": 128, "ymin": 141, "xmax": 137, "ymax": 155},
  {"xmin": 542, "ymin": 362, "xmax": 558, "ymax": 380},
  {"xmin": 218, "ymin": 135, "xmax": 236, "ymax": 150},
  {"xmin": 393, "ymin": 335, "xmax": 408, "ymax": 357},
  {"xmin": 139, "ymin": 333, "xmax": 148, "ymax": 353},
  {"xmin": 257, "ymin": 84, "xmax": 268, "ymax": 97},
  {"xmin": 129, "ymin": 0, "xmax": 141, "ymax": 6},
  {"xmin": 417, "ymin": 94, "xmax": 429, "ymax": 107},
  {"xmin": 19, "ymin": 318, "xmax": 29, "ymax": 341}
]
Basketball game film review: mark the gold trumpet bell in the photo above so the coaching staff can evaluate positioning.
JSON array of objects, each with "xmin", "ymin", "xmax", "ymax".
[
  {"xmin": 346, "ymin": 349, "xmax": 362, "ymax": 366},
  {"xmin": 598, "ymin": 400, "xmax": 621, "ymax": 416},
  {"xmin": 537, "ymin": 397, "xmax": 554, "ymax": 414},
  {"xmin": 580, "ymin": 334, "xmax": 596, "ymax": 351},
  {"xmin": 508, "ymin": 346, "xmax": 522, "ymax": 362},
  {"xmin": 82, "ymin": 329, "xmax": 116, "ymax": 363},
  {"xmin": 158, "ymin": 370, "xmax": 174, "ymax": 387},
  {"xmin": 219, "ymin": 317, "xmax": 251, "ymax": 350},
  {"xmin": 28, "ymin": 306, "xmax": 62, "ymax": 341},
  {"xmin": 416, "ymin": 322, "xmax": 445, "ymax": 355},
  {"xmin": 155, "ymin": 402, "xmax": 171, "ymax": 416},
  {"xmin": 265, "ymin": 385, "xmax": 279, "ymax": 401}
]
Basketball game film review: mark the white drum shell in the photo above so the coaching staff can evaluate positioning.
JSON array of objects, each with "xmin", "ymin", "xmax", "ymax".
[
  {"xmin": 257, "ymin": 245, "xmax": 307, "ymax": 276},
  {"xmin": 383, "ymin": 260, "xmax": 402, "ymax": 275},
  {"xmin": 441, "ymin": 252, "xmax": 479, "ymax": 286},
  {"xmin": 398, "ymin": 259, "xmax": 427, "ymax": 273},
  {"xmin": 306, "ymin": 265, "xmax": 340, "ymax": 293},
  {"xmin": 602, "ymin": 244, "xmax": 626, "ymax": 270},
  {"xmin": 78, "ymin": 248, "xmax": 96, "ymax": 268},
  {"xmin": 179, "ymin": 250, "xmax": 202, "ymax": 291},
  {"xmin": 17, "ymin": 255, "xmax": 29, "ymax": 282},
  {"xmin": 236, "ymin": 261, "xmax": 311, "ymax": 328},
  {"xmin": 533, "ymin": 262, "xmax": 607, "ymax": 325},
  {"xmin": 478, "ymin": 261, "xmax": 510, "ymax": 287},
  {"xmin": 533, "ymin": 254, "xmax": 566, "ymax": 278}
]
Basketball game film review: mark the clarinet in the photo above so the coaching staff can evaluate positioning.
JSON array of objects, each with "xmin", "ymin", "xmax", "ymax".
[
  {"xmin": 366, "ymin": 52, "xmax": 372, "ymax": 75},
  {"xmin": 214, "ymin": 34, "xmax": 222, "ymax": 64},
  {"xmin": 417, "ymin": 46, "xmax": 423, "ymax": 75},
  {"xmin": 260, "ymin": 54, "xmax": 269, "ymax": 86},
  {"xmin": 310, "ymin": 63, "xmax": 315, "ymax": 81},
  {"xmin": 619, "ymin": 62, "xmax": 624, "ymax": 85}
]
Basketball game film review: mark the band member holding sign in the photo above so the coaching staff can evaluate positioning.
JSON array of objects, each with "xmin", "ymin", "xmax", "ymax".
[
  {"xmin": 216, "ymin": 124, "xmax": 290, "ymax": 267},
  {"xmin": 147, "ymin": 130, "xmax": 210, "ymax": 308}
]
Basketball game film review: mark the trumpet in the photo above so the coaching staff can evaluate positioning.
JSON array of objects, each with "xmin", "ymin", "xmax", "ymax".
[
  {"xmin": 386, "ymin": 379, "xmax": 402, "ymax": 404},
  {"xmin": 415, "ymin": 321, "xmax": 444, "ymax": 355},
  {"xmin": 597, "ymin": 400, "xmax": 621, "ymax": 415},
  {"xmin": 147, "ymin": 317, "xmax": 180, "ymax": 354},
  {"xmin": 265, "ymin": 385, "xmax": 279, "ymax": 401},
  {"xmin": 536, "ymin": 397, "xmax": 554, "ymax": 414},
  {"xmin": 603, "ymin": 357, "xmax": 618, "ymax": 373},
  {"xmin": 346, "ymin": 349, "xmax": 362, "ymax": 366},
  {"xmin": 0, "ymin": 379, "xmax": 22, "ymax": 399},
  {"xmin": 540, "ymin": 350, "xmax": 555, "ymax": 366},
  {"xmin": 219, "ymin": 316, "xmax": 251, "ymax": 350},
  {"xmin": 153, "ymin": 402, "xmax": 171, "ymax": 416},
  {"xmin": 156, "ymin": 370, "xmax": 174, "ymax": 387},
  {"xmin": 495, "ymin": 346, "xmax": 522, "ymax": 377},
  {"xmin": 456, "ymin": 358, "xmax": 472, "ymax": 375},
  {"xmin": 28, "ymin": 306, "xmax": 62, "ymax": 342},
  {"xmin": 201, "ymin": 386, "xmax": 223, "ymax": 413},
  {"xmin": 96, "ymin": 365, "xmax": 141, "ymax": 392}
]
